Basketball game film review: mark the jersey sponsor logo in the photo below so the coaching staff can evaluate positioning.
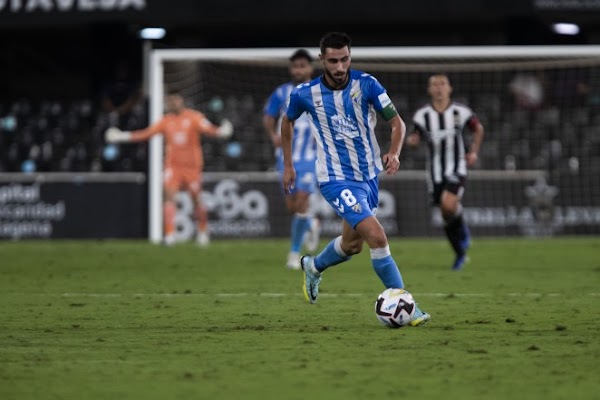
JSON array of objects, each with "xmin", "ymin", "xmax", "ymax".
[
  {"xmin": 314, "ymin": 98, "xmax": 324, "ymax": 108},
  {"xmin": 173, "ymin": 132, "xmax": 187, "ymax": 145},
  {"xmin": 446, "ymin": 174, "xmax": 460, "ymax": 184},
  {"xmin": 330, "ymin": 114, "xmax": 359, "ymax": 140},
  {"xmin": 430, "ymin": 129, "xmax": 454, "ymax": 141},
  {"xmin": 378, "ymin": 92, "xmax": 392, "ymax": 108}
]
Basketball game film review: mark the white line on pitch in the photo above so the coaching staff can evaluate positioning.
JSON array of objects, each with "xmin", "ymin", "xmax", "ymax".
[{"xmin": 10, "ymin": 292, "xmax": 599, "ymax": 298}]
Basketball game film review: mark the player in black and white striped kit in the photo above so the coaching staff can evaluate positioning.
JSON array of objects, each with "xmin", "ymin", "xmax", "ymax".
[{"xmin": 407, "ymin": 73, "xmax": 484, "ymax": 270}]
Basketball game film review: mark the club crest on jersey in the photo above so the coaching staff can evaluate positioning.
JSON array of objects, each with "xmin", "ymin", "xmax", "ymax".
[
  {"xmin": 331, "ymin": 114, "xmax": 359, "ymax": 139},
  {"xmin": 352, "ymin": 203, "xmax": 362, "ymax": 213},
  {"xmin": 351, "ymin": 90, "xmax": 361, "ymax": 105},
  {"xmin": 454, "ymin": 113, "xmax": 461, "ymax": 127}
]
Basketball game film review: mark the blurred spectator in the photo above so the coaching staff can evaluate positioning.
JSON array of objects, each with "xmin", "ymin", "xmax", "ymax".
[
  {"xmin": 508, "ymin": 72, "xmax": 545, "ymax": 110},
  {"xmin": 100, "ymin": 61, "xmax": 142, "ymax": 116},
  {"xmin": 550, "ymin": 68, "xmax": 590, "ymax": 109}
]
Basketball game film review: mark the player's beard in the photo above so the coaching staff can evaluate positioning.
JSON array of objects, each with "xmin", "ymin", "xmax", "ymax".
[{"xmin": 325, "ymin": 69, "xmax": 348, "ymax": 88}]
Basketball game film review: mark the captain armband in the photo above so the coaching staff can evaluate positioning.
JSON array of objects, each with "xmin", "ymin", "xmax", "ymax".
[{"xmin": 380, "ymin": 103, "xmax": 399, "ymax": 121}]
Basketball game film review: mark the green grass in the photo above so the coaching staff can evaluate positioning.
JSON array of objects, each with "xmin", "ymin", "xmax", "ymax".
[{"xmin": 1, "ymin": 237, "xmax": 599, "ymax": 400}]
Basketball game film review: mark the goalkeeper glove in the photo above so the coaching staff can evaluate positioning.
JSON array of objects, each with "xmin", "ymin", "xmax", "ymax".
[
  {"xmin": 216, "ymin": 118, "xmax": 233, "ymax": 139},
  {"xmin": 105, "ymin": 127, "xmax": 132, "ymax": 143}
]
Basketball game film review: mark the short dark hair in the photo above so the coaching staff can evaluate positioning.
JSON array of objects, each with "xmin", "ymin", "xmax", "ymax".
[
  {"xmin": 290, "ymin": 49, "xmax": 313, "ymax": 63},
  {"xmin": 319, "ymin": 32, "xmax": 351, "ymax": 54},
  {"xmin": 430, "ymin": 72, "xmax": 450, "ymax": 81}
]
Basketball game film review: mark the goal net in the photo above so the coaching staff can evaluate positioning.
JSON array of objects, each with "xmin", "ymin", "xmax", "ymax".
[{"xmin": 148, "ymin": 46, "xmax": 600, "ymax": 243}]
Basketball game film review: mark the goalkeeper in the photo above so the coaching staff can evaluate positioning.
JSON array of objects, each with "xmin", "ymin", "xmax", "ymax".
[{"xmin": 105, "ymin": 91, "xmax": 233, "ymax": 246}]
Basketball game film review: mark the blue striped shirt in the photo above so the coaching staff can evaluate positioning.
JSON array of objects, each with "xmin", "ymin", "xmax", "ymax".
[
  {"xmin": 286, "ymin": 70, "xmax": 393, "ymax": 183},
  {"xmin": 264, "ymin": 82, "xmax": 316, "ymax": 166}
]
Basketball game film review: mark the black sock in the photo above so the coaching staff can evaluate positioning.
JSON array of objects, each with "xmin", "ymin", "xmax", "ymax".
[{"xmin": 444, "ymin": 214, "xmax": 465, "ymax": 256}]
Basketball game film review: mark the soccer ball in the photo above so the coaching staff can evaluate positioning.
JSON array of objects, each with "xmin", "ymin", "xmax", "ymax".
[{"xmin": 375, "ymin": 288, "xmax": 416, "ymax": 328}]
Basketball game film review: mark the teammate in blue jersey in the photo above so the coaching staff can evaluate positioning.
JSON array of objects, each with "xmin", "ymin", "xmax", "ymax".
[
  {"xmin": 263, "ymin": 49, "xmax": 321, "ymax": 270},
  {"xmin": 281, "ymin": 32, "xmax": 430, "ymax": 326}
]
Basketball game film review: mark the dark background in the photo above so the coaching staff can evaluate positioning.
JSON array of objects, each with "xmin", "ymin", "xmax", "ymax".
[
  {"xmin": 1, "ymin": 0, "xmax": 599, "ymax": 238},
  {"xmin": 1, "ymin": 0, "xmax": 600, "ymax": 100}
]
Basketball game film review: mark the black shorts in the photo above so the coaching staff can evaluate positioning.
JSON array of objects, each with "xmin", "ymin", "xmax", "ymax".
[{"xmin": 430, "ymin": 175, "xmax": 466, "ymax": 205}]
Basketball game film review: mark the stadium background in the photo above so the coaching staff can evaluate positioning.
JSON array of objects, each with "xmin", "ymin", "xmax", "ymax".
[{"xmin": 1, "ymin": 0, "xmax": 599, "ymax": 240}]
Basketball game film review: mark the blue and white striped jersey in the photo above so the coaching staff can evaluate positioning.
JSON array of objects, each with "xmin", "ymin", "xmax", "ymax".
[
  {"xmin": 264, "ymin": 82, "xmax": 316, "ymax": 166},
  {"xmin": 286, "ymin": 70, "xmax": 393, "ymax": 183}
]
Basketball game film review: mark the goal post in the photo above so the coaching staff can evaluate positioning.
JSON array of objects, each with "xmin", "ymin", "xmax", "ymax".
[
  {"xmin": 147, "ymin": 47, "xmax": 323, "ymax": 243},
  {"xmin": 147, "ymin": 45, "xmax": 600, "ymax": 242}
]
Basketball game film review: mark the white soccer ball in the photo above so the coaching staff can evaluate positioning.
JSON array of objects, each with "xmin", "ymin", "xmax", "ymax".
[{"xmin": 375, "ymin": 288, "xmax": 416, "ymax": 328}]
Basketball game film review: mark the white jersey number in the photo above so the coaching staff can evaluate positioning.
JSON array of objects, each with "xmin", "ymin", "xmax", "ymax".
[{"xmin": 332, "ymin": 189, "xmax": 357, "ymax": 213}]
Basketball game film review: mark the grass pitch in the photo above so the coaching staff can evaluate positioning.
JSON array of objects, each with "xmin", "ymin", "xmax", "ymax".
[{"xmin": 1, "ymin": 237, "xmax": 598, "ymax": 400}]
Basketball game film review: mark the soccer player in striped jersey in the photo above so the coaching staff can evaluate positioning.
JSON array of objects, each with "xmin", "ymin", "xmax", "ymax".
[
  {"xmin": 263, "ymin": 49, "xmax": 321, "ymax": 270},
  {"xmin": 281, "ymin": 32, "xmax": 429, "ymax": 325},
  {"xmin": 407, "ymin": 73, "xmax": 485, "ymax": 270}
]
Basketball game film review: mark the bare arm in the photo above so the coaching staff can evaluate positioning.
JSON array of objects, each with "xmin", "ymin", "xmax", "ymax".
[
  {"xmin": 466, "ymin": 119, "xmax": 485, "ymax": 167},
  {"xmin": 382, "ymin": 115, "xmax": 406, "ymax": 175},
  {"xmin": 281, "ymin": 114, "xmax": 296, "ymax": 193},
  {"xmin": 406, "ymin": 132, "xmax": 421, "ymax": 146},
  {"xmin": 262, "ymin": 114, "xmax": 281, "ymax": 147}
]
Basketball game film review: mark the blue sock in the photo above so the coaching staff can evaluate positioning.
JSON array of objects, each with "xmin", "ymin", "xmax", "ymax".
[
  {"xmin": 314, "ymin": 236, "xmax": 350, "ymax": 272},
  {"xmin": 461, "ymin": 223, "xmax": 471, "ymax": 250},
  {"xmin": 290, "ymin": 214, "xmax": 311, "ymax": 253},
  {"xmin": 371, "ymin": 246, "xmax": 404, "ymax": 288}
]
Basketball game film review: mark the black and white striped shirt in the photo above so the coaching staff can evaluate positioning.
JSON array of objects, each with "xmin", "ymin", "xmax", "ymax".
[{"xmin": 412, "ymin": 102, "xmax": 478, "ymax": 185}]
